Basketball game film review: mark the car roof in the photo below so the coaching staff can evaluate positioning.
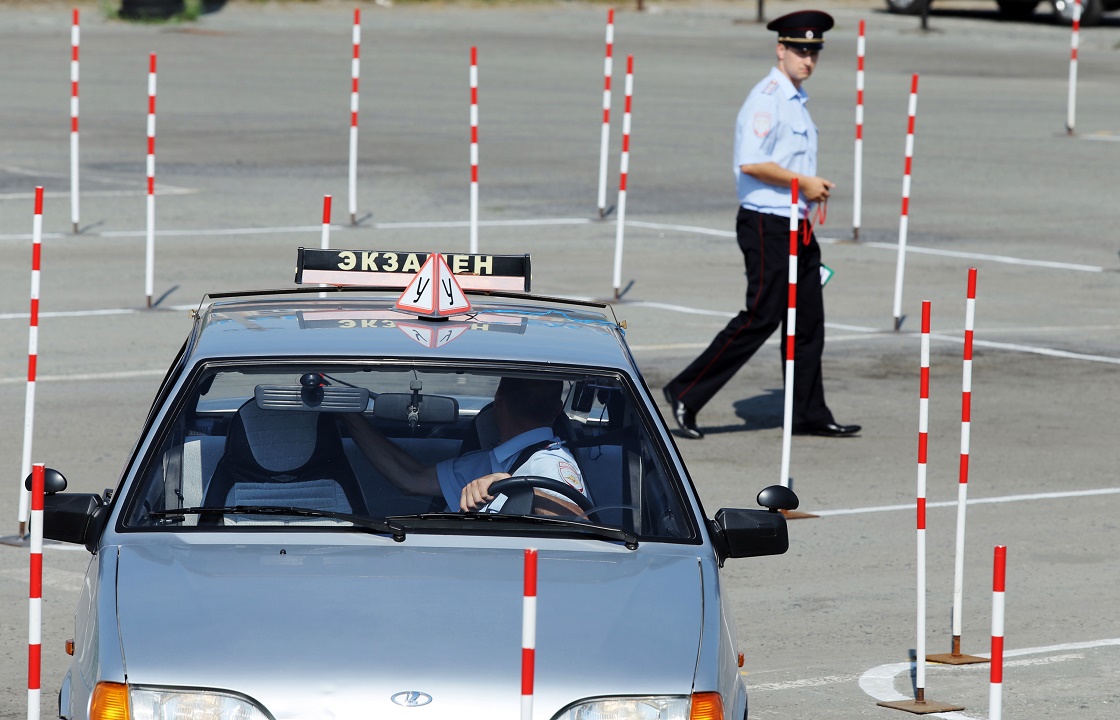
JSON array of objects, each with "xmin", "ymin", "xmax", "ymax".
[{"xmin": 187, "ymin": 291, "xmax": 636, "ymax": 372}]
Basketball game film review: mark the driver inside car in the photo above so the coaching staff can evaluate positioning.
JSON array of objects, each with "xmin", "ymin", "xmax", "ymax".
[{"xmin": 340, "ymin": 377, "xmax": 589, "ymax": 515}]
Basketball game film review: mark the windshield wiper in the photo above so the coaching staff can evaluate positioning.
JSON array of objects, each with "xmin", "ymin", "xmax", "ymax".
[
  {"xmin": 149, "ymin": 506, "xmax": 406, "ymax": 541},
  {"xmin": 389, "ymin": 512, "xmax": 638, "ymax": 550}
]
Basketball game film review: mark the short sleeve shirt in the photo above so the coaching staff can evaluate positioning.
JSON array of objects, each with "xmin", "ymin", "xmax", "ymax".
[
  {"xmin": 435, "ymin": 427, "xmax": 588, "ymax": 511},
  {"xmin": 734, "ymin": 66, "xmax": 818, "ymax": 219}
]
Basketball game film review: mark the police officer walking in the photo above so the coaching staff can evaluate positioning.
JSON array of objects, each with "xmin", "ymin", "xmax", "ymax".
[{"xmin": 663, "ymin": 10, "xmax": 860, "ymax": 440}]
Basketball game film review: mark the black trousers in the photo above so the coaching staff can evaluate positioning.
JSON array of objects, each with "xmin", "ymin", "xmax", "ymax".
[{"xmin": 665, "ymin": 207, "xmax": 835, "ymax": 429}]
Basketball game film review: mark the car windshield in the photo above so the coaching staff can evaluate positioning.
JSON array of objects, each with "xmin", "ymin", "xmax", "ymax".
[{"xmin": 122, "ymin": 363, "xmax": 696, "ymax": 542}]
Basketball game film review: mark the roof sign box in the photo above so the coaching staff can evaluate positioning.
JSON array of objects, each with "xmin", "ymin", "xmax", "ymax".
[{"xmin": 295, "ymin": 249, "xmax": 531, "ymax": 293}]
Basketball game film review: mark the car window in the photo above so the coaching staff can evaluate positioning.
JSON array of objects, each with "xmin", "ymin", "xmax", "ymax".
[{"xmin": 122, "ymin": 364, "xmax": 696, "ymax": 542}]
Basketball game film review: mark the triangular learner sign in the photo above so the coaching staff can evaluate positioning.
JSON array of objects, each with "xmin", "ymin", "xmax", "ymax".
[{"xmin": 395, "ymin": 253, "xmax": 472, "ymax": 317}]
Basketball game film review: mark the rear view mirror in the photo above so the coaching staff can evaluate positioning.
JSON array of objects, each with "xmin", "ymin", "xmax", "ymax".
[{"xmin": 372, "ymin": 393, "xmax": 459, "ymax": 424}]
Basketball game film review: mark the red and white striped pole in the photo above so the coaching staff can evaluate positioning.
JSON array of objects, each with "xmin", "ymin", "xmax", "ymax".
[
  {"xmin": 989, "ymin": 545, "xmax": 1007, "ymax": 720},
  {"xmin": 950, "ymin": 268, "xmax": 978, "ymax": 656},
  {"xmin": 596, "ymin": 8, "xmax": 614, "ymax": 219},
  {"xmin": 16, "ymin": 188, "xmax": 44, "ymax": 538},
  {"xmin": 469, "ymin": 46, "xmax": 479, "ymax": 254},
  {"xmin": 320, "ymin": 194, "xmax": 332, "ymax": 296},
  {"xmin": 891, "ymin": 74, "xmax": 919, "ymax": 331},
  {"xmin": 145, "ymin": 52, "xmax": 157, "ymax": 309},
  {"xmin": 1066, "ymin": 0, "xmax": 1080, "ymax": 135},
  {"xmin": 321, "ymin": 194, "xmax": 333, "ymax": 250},
  {"xmin": 27, "ymin": 463, "xmax": 45, "ymax": 720},
  {"xmin": 521, "ymin": 548, "xmax": 537, "ymax": 720},
  {"xmin": 915, "ymin": 299, "xmax": 932, "ymax": 702},
  {"xmin": 348, "ymin": 8, "xmax": 361, "ymax": 224},
  {"xmin": 852, "ymin": 19, "xmax": 864, "ymax": 241},
  {"xmin": 611, "ymin": 54, "xmax": 633, "ymax": 300},
  {"xmin": 779, "ymin": 178, "xmax": 799, "ymax": 489},
  {"xmin": 70, "ymin": 8, "xmax": 80, "ymax": 234}
]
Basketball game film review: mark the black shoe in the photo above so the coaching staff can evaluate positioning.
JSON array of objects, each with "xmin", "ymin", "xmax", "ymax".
[
  {"xmin": 663, "ymin": 387, "xmax": 703, "ymax": 439},
  {"xmin": 792, "ymin": 421, "xmax": 862, "ymax": 438}
]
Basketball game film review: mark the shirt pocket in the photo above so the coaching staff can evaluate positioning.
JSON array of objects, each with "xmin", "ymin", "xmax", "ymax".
[{"xmin": 785, "ymin": 118, "xmax": 812, "ymax": 156}]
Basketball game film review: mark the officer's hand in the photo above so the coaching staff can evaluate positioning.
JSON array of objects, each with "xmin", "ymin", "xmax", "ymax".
[
  {"xmin": 461, "ymin": 472, "xmax": 510, "ymax": 511},
  {"xmin": 800, "ymin": 176, "xmax": 835, "ymax": 203}
]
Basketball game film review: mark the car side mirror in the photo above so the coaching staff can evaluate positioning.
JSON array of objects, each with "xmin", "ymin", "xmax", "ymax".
[
  {"xmin": 25, "ymin": 468, "xmax": 105, "ymax": 554},
  {"xmin": 711, "ymin": 508, "xmax": 789, "ymax": 561},
  {"xmin": 709, "ymin": 485, "xmax": 797, "ymax": 563}
]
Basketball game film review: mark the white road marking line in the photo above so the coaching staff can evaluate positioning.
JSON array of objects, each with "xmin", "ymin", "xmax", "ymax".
[
  {"xmin": 743, "ymin": 653, "xmax": 1084, "ymax": 694},
  {"xmin": 933, "ymin": 332, "xmax": 1120, "ymax": 365},
  {"xmin": 0, "ymin": 164, "xmax": 197, "ymax": 201},
  {"xmin": 742, "ymin": 654, "xmax": 1085, "ymax": 691},
  {"xmin": 820, "ymin": 238, "xmax": 1105, "ymax": 273},
  {"xmin": 623, "ymin": 218, "xmax": 1108, "ymax": 272},
  {"xmin": 616, "ymin": 301, "xmax": 1120, "ymax": 365},
  {"xmin": 746, "ymin": 673, "xmax": 861, "ymax": 691},
  {"xmin": 626, "ymin": 219, "xmax": 734, "ymax": 238},
  {"xmin": 1, "ymin": 215, "xmax": 1108, "ymax": 274},
  {"xmin": 628, "ymin": 334, "xmax": 874, "ymax": 352},
  {"xmin": 0, "ymin": 369, "xmax": 167, "ymax": 386},
  {"xmin": 0, "ymin": 218, "xmax": 593, "ymax": 242},
  {"xmin": 812, "ymin": 487, "xmax": 1120, "ymax": 518},
  {"xmin": 0, "ymin": 187, "xmax": 197, "ymax": 201},
  {"xmin": 860, "ymin": 638, "xmax": 1120, "ymax": 719},
  {"xmin": 376, "ymin": 218, "xmax": 592, "ymax": 229}
]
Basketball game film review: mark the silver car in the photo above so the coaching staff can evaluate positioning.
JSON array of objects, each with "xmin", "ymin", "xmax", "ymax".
[{"xmin": 36, "ymin": 250, "xmax": 798, "ymax": 720}]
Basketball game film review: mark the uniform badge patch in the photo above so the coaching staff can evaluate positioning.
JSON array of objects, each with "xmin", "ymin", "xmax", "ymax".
[
  {"xmin": 753, "ymin": 111, "xmax": 772, "ymax": 138},
  {"xmin": 558, "ymin": 461, "xmax": 585, "ymax": 493}
]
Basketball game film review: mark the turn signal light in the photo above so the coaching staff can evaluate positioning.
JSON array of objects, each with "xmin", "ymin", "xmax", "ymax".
[
  {"xmin": 690, "ymin": 692, "xmax": 724, "ymax": 720},
  {"xmin": 65, "ymin": 639, "xmax": 74, "ymax": 656},
  {"xmin": 90, "ymin": 682, "xmax": 129, "ymax": 720}
]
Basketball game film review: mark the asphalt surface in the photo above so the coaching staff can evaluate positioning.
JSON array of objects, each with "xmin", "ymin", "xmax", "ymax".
[{"xmin": 1, "ymin": 1, "xmax": 1119, "ymax": 718}]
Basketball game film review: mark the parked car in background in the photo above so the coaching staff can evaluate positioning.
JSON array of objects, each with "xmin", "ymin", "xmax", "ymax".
[{"xmin": 886, "ymin": 0, "xmax": 1118, "ymax": 25}]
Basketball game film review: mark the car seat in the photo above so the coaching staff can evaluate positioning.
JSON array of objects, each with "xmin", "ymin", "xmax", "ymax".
[
  {"xmin": 458, "ymin": 402, "xmax": 576, "ymax": 456},
  {"xmin": 203, "ymin": 400, "xmax": 368, "ymax": 521}
]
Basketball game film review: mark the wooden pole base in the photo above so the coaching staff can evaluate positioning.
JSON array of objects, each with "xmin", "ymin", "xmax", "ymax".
[
  {"xmin": 926, "ymin": 652, "xmax": 987, "ymax": 665},
  {"xmin": 779, "ymin": 509, "xmax": 819, "ymax": 520},
  {"xmin": 878, "ymin": 698, "xmax": 965, "ymax": 714}
]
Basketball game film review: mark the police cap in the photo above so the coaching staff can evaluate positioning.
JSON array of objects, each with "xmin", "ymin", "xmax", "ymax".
[{"xmin": 767, "ymin": 10, "xmax": 834, "ymax": 52}]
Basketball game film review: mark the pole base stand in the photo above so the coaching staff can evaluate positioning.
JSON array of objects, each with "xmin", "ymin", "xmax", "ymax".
[
  {"xmin": 877, "ymin": 698, "xmax": 965, "ymax": 714},
  {"xmin": 927, "ymin": 652, "xmax": 987, "ymax": 665}
]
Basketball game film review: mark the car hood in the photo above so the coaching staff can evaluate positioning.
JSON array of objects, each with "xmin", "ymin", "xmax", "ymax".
[{"xmin": 116, "ymin": 541, "xmax": 704, "ymax": 717}]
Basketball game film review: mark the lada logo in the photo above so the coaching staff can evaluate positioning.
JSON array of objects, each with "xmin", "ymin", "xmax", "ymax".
[{"xmin": 391, "ymin": 691, "xmax": 433, "ymax": 707}]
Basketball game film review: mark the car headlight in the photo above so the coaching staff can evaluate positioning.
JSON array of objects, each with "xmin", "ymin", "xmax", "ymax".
[
  {"xmin": 90, "ymin": 683, "xmax": 270, "ymax": 720},
  {"xmin": 130, "ymin": 688, "xmax": 269, "ymax": 720},
  {"xmin": 555, "ymin": 694, "xmax": 723, "ymax": 720}
]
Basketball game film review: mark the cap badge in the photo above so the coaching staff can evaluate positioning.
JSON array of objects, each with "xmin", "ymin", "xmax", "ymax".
[{"xmin": 806, "ymin": 30, "xmax": 814, "ymax": 38}]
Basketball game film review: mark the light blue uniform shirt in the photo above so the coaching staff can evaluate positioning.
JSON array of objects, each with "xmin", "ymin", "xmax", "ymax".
[
  {"xmin": 734, "ymin": 66, "xmax": 817, "ymax": 219},
  {"xmin": 435, "ymin": 427, "xmax": 586, "ymax": 511}
]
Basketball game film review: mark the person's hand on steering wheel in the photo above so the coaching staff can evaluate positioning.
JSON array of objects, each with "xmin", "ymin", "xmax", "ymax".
[{"xmin": 460, "ymin": 472, "xmax": 510, "ymax": 512}]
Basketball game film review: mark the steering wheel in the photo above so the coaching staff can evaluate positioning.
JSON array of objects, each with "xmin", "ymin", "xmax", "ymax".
[{"xmin": 487, "ymin": 475, "xmax": 595, "ymax": 515}]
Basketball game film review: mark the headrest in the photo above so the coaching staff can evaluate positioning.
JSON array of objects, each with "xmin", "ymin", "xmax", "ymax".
[{"xmin": 237, "ymin": 401, "xmax": 318, "ymax": 472}]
